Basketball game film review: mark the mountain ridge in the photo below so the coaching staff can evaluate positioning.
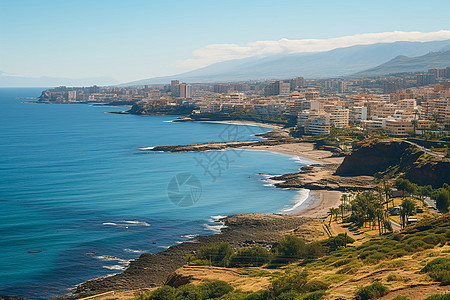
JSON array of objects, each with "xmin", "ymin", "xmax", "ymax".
[
  {"xmin": 121, "ymin": 39, "xmax": 450, "ymax": 85},
  {"xmin": 354, "ymin": 50, "xmax": 450, "ymax": 77}
]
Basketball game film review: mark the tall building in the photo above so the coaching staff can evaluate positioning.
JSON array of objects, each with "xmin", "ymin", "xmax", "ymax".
[
  {"xmin": 383, "ymin": 80, "xmax": 400, "ymax": 94},
  {"xmin": 264, "ymin": 81, "xmax": 291, "ymax": 96},
  {"xmin": 290, "ymin": 77, "xmax": 306, "ymax": 90},
  {"xmin": 179, "ymin": 83, "xmax": 191, "ymax": 98},
  {"xmin": 297, "ymin": 110, "xmax": 331, "ymax": 135}
]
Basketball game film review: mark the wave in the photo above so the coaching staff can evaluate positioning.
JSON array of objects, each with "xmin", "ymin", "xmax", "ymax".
[
  {"xmin": 124, "ymin": 248, "xmax": 147, "ymax": 253},
  {"xmin": 289, "ymin": 155, "xmax": 319, "ymax": 166},
  {"xmin": 102, "ymin": 220, "xmax": 150, "ymax": 228},
  {"xmin": 103, "ymin": 265, "xmax": 127, "ymax": 270},
  {"xmin": 181, "ymin": 234, "xmax": 199, "ymax": 239},
  {"xmin": 282, "ymin": 189, "xmax": 310, "ymax": 213},
  {"xmin": 210, "ymin": 215, "xmax": 226, "ymax": 221},
  {"xmin": 204, "ymin": 223, "xmax": 227, "ymax": 234}
]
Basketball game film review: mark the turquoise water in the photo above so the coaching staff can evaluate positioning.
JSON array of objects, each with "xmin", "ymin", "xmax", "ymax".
[{"xmin": 0, "ymin": 88, "xmax": 310, "ymax": 299}]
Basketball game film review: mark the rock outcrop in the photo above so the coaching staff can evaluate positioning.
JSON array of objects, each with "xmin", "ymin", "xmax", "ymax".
[{"xmin": 336, "ymin": 139, "xmax": 450, "ymax": 188}]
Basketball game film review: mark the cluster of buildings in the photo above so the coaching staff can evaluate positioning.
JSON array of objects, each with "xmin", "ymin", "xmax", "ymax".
[{"xmin": 39, "ymin": 69, "xmax": 450, "ymax": 137}]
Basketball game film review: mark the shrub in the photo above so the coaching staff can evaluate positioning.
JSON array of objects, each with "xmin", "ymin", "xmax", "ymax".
[
  {"xmin": 305, "ymin": 242, "xmax": 326, "ymax": 259},
  {"xmin": 321, "ymin": 234, "xmax": 355, "ymax": 252},
  {"xmin": 387, "ymin": 274, "xmax": 404, "ymax": 282},
  {"xmin": 144, "ymin": 285, "xmax": 176, "ymax": 300},
  {"xmin": 421, "ymin": 258, "xmax": 450, "ymax": 285},
  {"xmin": 271, "ymin": 270, "xmax": 308, "ymax": 296},
  {"xmin": 303, "ymin": 279, "xmax": 329, "ymax": 292},
  {"xmin": 392, "ymin": 296, "xmax": 410, "ymax": 300},
  {"xmin": 196, "ymin": 242, "xmax": 234, "ymax": 267},
  {"xmin": 274, "ymin": 235, "xmax": 306, "ymax": 258},
  {"xmin": 175, "ymin": 284, "xmax": 204, "ymax": 300},
  {"xmin": 229, "ymin": 246, "xmax": 270, "ymax": 267},
  {"xmin": 355, "ymin": 282, "xmax": 387, "ymax": 300},
  {"xmin": 425, "ymin": 294, "xmax": 450, "ymax": 300},
  {"xmin": 302, "ymin": 291, "xmax": 327, "ymax": 300},
  {"xmin": 275, "ymin": 290, "xmax": 301, "ymax": 299},
  {"xmin": 200, "ymin": 280, "xmax": 233, "ymax": 298},
  {"xmin": 332, "ymin": 258, "xmax": 353, "ymax": 267}
]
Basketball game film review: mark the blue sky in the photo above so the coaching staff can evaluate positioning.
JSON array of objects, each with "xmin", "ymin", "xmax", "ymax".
[{"xmin": 1, "ymin": 0, "xmax": 450, "ymax": 83}]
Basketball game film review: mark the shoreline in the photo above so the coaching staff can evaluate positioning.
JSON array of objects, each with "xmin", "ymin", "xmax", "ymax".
[
  {"xmin": 191, "ymin": 119, "xmax": 283, "ymax": 129},
  {"xmin": 66, "ymin": 213, "xmax": 327, "ymax": 299},
  {"xmin": 64, "ymin": 118, "xmax": 344, "ymax": 299}
]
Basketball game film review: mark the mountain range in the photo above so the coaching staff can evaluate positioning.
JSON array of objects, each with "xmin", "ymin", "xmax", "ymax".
[
  {"xmin": 354, "ymin": 50, "xmax": 450, "ymax": 77},
  {"xmin": 123, "ymin": 39, "xmax": 450, "ymax": 85}
]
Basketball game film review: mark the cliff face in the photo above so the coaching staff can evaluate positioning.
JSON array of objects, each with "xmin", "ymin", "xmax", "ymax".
[
  {"xmin": 335, "ymin": 139, "xmax": 450, "ymax": 188},
  {"xmin": 335, "ymin": 140, "xmax": 410, "ymax": 176},
  {"xmin": 403, "ymin": 160, "xmax": 450, "ymax": 188}
]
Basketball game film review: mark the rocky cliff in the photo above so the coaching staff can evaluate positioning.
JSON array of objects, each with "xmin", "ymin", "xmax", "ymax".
[{"xmin": 335, "ymin": 139, "xmax": 450, "ymax": 188}]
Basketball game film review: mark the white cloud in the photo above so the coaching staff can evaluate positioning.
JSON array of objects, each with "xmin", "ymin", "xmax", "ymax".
[{"xmin": 178, "ymin": 30, "xmax": 450, "ymax": 69}]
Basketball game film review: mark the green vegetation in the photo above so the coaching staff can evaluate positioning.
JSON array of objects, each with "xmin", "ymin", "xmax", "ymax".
[
  {"xmin": 354, "ymin": 282, "xmax": 387, "ymax": 300},
  {"xmin": 348, "ymin": 191, "xmax": 392, "ymax": 233},
  {"xmin": 392, "ymin": 296, "xmax": 410, "ymax": 300},
  {"xmin": 135, "ymin": 280, "xmax": 233, "ymax": 300},
  {"xmin": 421, "ymin": 258, "xmax": 450, "ymax": 285},
  {"xmin": 229, "ymin": 246, "xmax": 271, "ymax": 268},
  {"xmin": 435, "ymin": 188, "xmax": 450, "ymax": 214},
  {"xmin": 425, "ymin": 294, "xmax": 450, "ymax": 300},
  {"xmin": 145, "ymin": 215, "xmax": 449, "ymax": 300}
]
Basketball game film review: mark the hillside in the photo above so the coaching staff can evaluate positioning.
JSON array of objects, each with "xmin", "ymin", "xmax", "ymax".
[
  {"xmin": 336, "ymin": 139, "xmax": 450, "ymax": 188},
  {"xmin": 354, "ymin": 50, "xmax": 450, "ymax": 77},
  {"xmin": 122, "ymin": 40, "xmax": 450, "ymax": 85},
  {"xmin": 134, "ymin": 215, "xmax": 450, "ymax": 300}
]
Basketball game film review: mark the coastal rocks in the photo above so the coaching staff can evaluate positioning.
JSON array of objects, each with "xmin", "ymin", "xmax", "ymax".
[
  {"xmin": 335, "ymin": 139, "xmax": 411, "ymax": 176},
  {"xmin": 335, "ymin": 139, "xmax": 450, "ymax": 188},
  {"xmin": 67, "ymin": 214, "xmax": 312, "ymax": 299},
  {"xmin": 141, "ymin": 140, "xmax": 296, "ymax": 153},
  {"xmin": 271, "ymin": 164, "xmax": 376, "ymax": 191}
]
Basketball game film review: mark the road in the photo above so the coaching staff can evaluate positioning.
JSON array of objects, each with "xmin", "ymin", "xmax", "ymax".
[{"xmin": 403, "ymin": 140, "xmax": 446, "ymax": 158}]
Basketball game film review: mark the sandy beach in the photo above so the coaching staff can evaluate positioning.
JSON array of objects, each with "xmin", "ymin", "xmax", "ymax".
[
  {"xmin": 242, "ymin": 142, "xmax": 344, "ymax": 165},
  {"xmin": 67, "ymin": 123, "xmax": 346, "ymax": 299},
  {"xmin": 193, "ymin": 119, "xmax": 283, "ymax": 129}
]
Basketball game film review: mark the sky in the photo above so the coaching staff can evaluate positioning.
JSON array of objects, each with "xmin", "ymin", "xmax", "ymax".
[{"xmin": 1, "ymin": 0, "xmax": 450, "ymax": 84}]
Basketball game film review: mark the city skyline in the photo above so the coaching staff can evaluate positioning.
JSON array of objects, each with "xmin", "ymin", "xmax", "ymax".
[{"xmin": 1, "ymin": 0, "xmax": 450, "ymax": 84}]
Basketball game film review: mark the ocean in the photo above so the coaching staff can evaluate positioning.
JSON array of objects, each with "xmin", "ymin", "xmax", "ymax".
[{"xmin": 0, "ymin": 88, "xmax": 312, "ymax": 299}]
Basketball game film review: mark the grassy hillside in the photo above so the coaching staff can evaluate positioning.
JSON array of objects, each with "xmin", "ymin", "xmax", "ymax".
[{"xmin": 136, "ymin": 215, "xmax": 450, "ymax": 300}]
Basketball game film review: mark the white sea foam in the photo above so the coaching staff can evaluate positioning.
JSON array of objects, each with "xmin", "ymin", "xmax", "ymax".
[
  {"xmin": 210, "ymin": 215, "xmax": 226, "ymax": 221},
  {"xmin": 282, "ymin": 189, "xmax": 310, "ymax": 213},
  {"xmin": 103, "ymin": 265, "xmax": 127, "ymax": 270},
  {"xmin": 204, "ymin": 216, "xmax": 228, "ymax": 233},
  {"xmin": 121, "ymin": 220, "xmax": 150, "ymax": 226},
  {"xmin": 181, "ymin": 234, "xmax": 199, "ymax": 239},
  {"xmin": 124, "ymin": 248, "xmax": 147, "ymax": 253},
  {"xmin": 289, "ymin": 155, "xmax": 319, "ymax": 166},
  {"xmin": 158, "ymin": 245, "xmax": 170, "ymax": 249},
  {"xmin": 204, "ymin": 223, "xmax": 227, "ymax": 234},
  {"xmin": 139, "ymin": 146, "xmax": 155, "ymax": 150},
  {"xmin": 102, "ymin": 220, "xmax": 150, "ymax": 227}
]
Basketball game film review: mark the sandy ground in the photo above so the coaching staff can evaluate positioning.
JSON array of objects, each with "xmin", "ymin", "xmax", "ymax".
[
  {"xmin": 242, "ymin": 142, "xmax": 344, "ymax": 165},
  {"xmin": 293, "ymin": 190, "xmax": 342, "ymax": 218},
  {"xmin": 193, "ymin": 120, "xmax": 283, "ymax": 129}
]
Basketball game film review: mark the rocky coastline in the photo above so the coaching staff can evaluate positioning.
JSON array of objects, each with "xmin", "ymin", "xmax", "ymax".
[{"xmin": 64, "ymin": 214, "xmax": 324, "ymax": 299}]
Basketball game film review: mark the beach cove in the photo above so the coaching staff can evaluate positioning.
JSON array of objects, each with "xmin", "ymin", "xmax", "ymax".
[{"xmin": 0, "ymin": 88, "xmax": 340, "ymax": 299}]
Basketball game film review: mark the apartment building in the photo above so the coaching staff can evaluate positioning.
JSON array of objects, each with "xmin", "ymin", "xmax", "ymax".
[{"xmin": 298, "ymin": 110, "xmax": 331, "ymax": 135}]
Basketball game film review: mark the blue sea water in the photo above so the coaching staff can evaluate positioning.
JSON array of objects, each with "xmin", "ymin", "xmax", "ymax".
[{"xmin": 0, "ymin": 88, "xmax": 311, "ymax": 299}]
